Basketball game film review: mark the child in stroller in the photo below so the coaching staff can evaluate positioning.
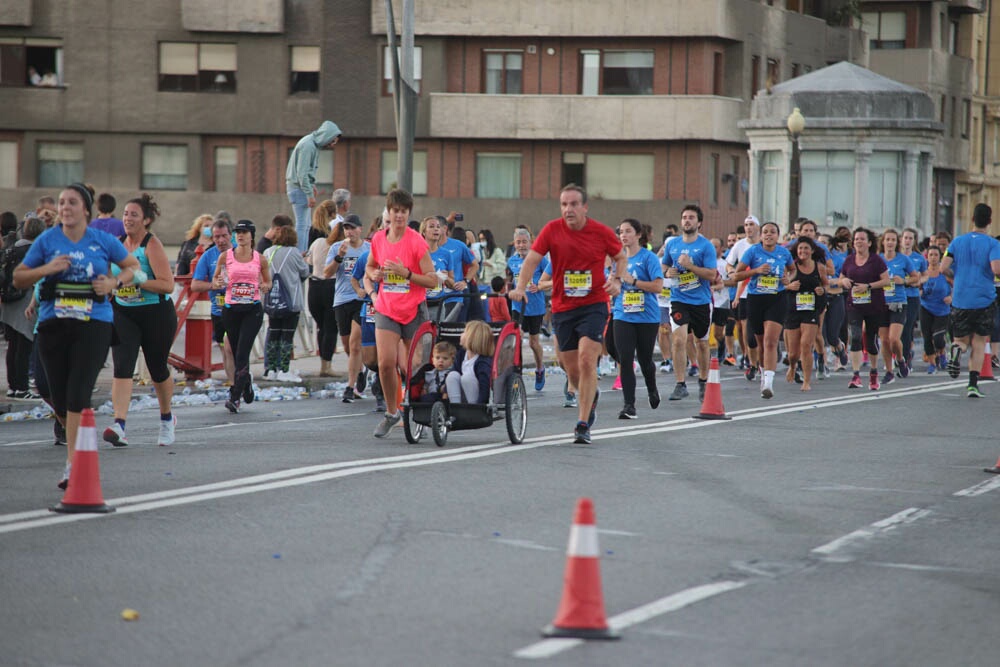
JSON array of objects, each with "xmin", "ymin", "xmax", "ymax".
[
  {"xmin": 449, "ymin": 320, "xmax": 495, "ymax": 403},
  {"xmin": 418, "ymin": 341, "xmax": 457, "ymax": 403}
]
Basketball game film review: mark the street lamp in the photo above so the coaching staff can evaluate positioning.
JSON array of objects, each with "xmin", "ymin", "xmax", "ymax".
[{"xmin": 787, "ymin": 107, "xmax": 805, "ymax": 226}]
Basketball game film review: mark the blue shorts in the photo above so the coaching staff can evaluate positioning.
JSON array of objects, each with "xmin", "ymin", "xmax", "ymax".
[
  {"xmin": 361, "ymin": 303, "xmax": 376, "ymax": 347},
  {"xmin": 553, "ymin": 302, "xmax": 609, "ymax": 351}
]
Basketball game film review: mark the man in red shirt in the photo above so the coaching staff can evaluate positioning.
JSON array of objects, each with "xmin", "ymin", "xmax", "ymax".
[{"xmin": 510, "ymin": 184, "xmax": 627, "ymax": 444}]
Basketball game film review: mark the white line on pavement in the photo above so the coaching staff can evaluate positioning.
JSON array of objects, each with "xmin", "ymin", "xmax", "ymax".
[
  {"xmin": 810, "ymin": 507, "xmax": 934, "ymax": 561},
  {"xmin": 952, "ymin": 476, "xmax": 1000, "ymax": 497}
]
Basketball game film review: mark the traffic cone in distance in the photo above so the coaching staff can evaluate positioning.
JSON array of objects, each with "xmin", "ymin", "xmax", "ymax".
[
  {"xmin": 542, "ymin": 498, "xmax": 619, "ymax": 640},
  {"xmin": 984, "ymin": 456, "xmax": 1000, "ymax": 474},
  {"xmin": 694, "ymin": 357, "xmax": 730, "ymax": 420},
  {"xmin": 979, "ymin": 353, "xmax": 995, "ymax": 381},
  {"xmin": 50, "ymin": 409, "xmax": 115, "ymax": 514}
]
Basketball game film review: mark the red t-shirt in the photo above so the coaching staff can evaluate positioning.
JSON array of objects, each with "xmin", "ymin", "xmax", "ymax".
[
  {"xmin": 488, "ymin": 294, "xmax": 511, "ymax": 322},
  {"xmin": 532, "ymin": 217, "xmax": 622, "ymax": 313}
]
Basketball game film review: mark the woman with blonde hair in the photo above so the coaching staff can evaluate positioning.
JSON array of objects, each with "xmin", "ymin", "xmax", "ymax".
[
  {"xmin": 307, "ymin": 200, "xmax": 341, "ymax": 375},
  {"xmin": 175, "ymin": 213, "xmax": 214, "ymax": 276}
]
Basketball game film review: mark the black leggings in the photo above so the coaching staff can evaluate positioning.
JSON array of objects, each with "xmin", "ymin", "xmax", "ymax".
[
  {"xmin": 36, "ymin": 319, "xmax": 112, "ymax": 416},
  {"xmin": 608, "ymin": 320, "xmax": 659, "ymax": 406},
  {"xmin": 111, "ymin": 300, "xmax": 177, "ymax": 383},
  {"xmin": 307, "ymin": 278, "xmax": 338, "ymax": 361},
  {"xmin": 920, "ymin": 307, "xmax": 949, "ymax": 357},
  {"xmin": 222, "ymin": 303, "xmax": 264, "ymax": 402},
  {"xmin": 902, "ymin": 296, "xmax": 920, "ymax": 360},
  {"xmin": 4, "ymin": 324, "xmax": 32, "ymax": 391},
  {"xmin": 265, "ymin": 312, "xmax": 300, "ymax": 373},
  {"xmin": 823, "ymin": 292, "xmax": 846, "ymax": 349},
  {"xmin": 847, "ymin": 310, "xmax": 880, "ymax": 354}
]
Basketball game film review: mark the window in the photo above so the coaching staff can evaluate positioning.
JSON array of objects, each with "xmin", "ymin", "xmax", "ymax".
[
  {"xmin": 791, "ymin": 63, "xmax": 800, "ymax": 78},
  {"xmin": 483, "ymin": 51, "xmax": 522, "ymax": 94},
  {"xmin": 751, "ymin": 55, "xmax": 760, "ymax": 95},
  {"xmin": 315, "ymin": 151, "xmax": 334, "ymax": 194},
  {"xmin": 159, "ymin": 42, "xmax": 237, "ymax": 93},
  {"xmin": 381, "ymin": 150, "xmax": 427, "ymax": 194},
  {"xmin": 962, "ymin": 99, "xmax": 971, "ymax": 139},
  {"xmin": 37, "ymin": 142, "xmax": 82, "ymax": 187},
  {"xmin": 799, "ymin": 151, "xmax": 855, "ymax": 227},
  {"xmin": 584, "ymin": 154, "xmax": 654, "ymax": 200},
  {"xmin": 729, "ymin": 156, "xmax": 740, "ymax": 207},
  {"xmin": 0, "ymin": 38, "xmax": 63, "ymax": 87},
  {"xmin": 860, "ymin": 12, "xmax": 906, "ymax": 49},
  {"xmin": 290, "ymin": 46, "xmax": 320, "ymax": 94},
  {"xmin": 214, "ymin": 147, "xmax": 237, "ymax": 192},
  {"xmin": 949, "ymin": 20, "xmax": 959, "ymax": 55},
  {"xmin": 713, "ymin": 52, "xmax": 723, "ymax": 94},
  {"xmin": 766, "ymin": 58, "xmax": 779, "ymax": 87},
  {"xmin": 866, "ymin": 152, "xmax": 900, "ymax": 227},
  {"xmin": 760, "ymin": 151, "xmax": 782, "ymax": 224},
  {"xmin": 475, "ymin": 153, "xmax": 521, "ymax": 198},
  {"xmin": 582, "ymin": 50, "xmax": 653, "ymax": 95},
  {"xmin": 141, "ymin": 144, "xmax": 187, "ymax": 190},
  {"xmin": 580, "ymin": 50, "xmax": 600, "ymax": 95},
  {"xmin": 0, "ymin": 141, "xmax": 17, "ymax": 188},
  {"xmin": 709, "ymin": 154, "xmax": 719, "ymax": 206},
  {"xmin": 383, "ymin": 45, "xmax": 422, "ymax": 95},
  {"xmin": 562, "ymin": 152, "xmax": 585, "ymax": 187}
]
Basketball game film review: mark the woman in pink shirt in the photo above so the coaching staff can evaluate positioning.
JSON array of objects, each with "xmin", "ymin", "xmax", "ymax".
[{"xmin": 365, "ymin": 189, "xmax": 437, "ymax": 438}]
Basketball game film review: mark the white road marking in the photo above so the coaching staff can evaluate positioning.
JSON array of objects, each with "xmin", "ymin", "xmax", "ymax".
[
  {"xmin": 810, "ymin": 507, "xmax": 933, "ymax": 562},
  {"xmin": 952, "ymin": 476, "xmax": 1000, "ymax": 497},
  {"xmin": 513, "ymin": 581, "xmax": 747, "ymax": 659}
]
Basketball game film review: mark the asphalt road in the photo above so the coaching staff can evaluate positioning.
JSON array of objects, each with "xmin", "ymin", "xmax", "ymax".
[{"xmin": 1, "ymin": 366, "xmax": 998, "ymax": 667}]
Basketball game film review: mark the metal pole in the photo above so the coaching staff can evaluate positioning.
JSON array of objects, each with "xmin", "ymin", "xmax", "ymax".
[
  {"xmin": 788, "ymin": 134, "xmax": 801, "ymax": 226},
  {"xmin": 383, "ymin": 0, "xmax": 416, "ymax": 193}
]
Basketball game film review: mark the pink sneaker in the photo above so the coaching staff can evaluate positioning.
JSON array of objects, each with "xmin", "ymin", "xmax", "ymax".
[{"xmin": 612, "ymin": 375, "xmax": 622, "ymax": 391}]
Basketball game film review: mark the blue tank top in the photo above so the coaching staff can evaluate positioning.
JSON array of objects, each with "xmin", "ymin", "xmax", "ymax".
[{"xmin": 114, "ymin": 233, "xmax": 169, "ymax": 307}]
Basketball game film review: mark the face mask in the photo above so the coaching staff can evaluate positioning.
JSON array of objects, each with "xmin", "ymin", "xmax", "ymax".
[{"xmin": 202, "ymin": 227, "xmax": 212, "ymax": 237}]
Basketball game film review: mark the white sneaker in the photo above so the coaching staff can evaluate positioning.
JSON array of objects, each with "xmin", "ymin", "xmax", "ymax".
[
  {"xmin": 158, "ymin": 415, "xmax": 177, "ymax": 446},
  {"xmin": 103, "ymin": 423, "xmax": 128, "ymax": 447}
]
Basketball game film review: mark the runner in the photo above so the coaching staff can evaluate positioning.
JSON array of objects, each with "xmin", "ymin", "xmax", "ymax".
[
  {"xmin": 918, "ymin": 245, "xmax": 951, "ymax": 373},
  {"xmin": 509, "ymin": 184, "xmax": 627, "ymax": 444},
  {"xmin": 325, "ymin": 214, "xmax": 370, "ymax": 402},
  {"xmin": 506, "ymin": 227, "xmax": 552, "ymax": 391},
  {"xmin": 103, "ymin": 193, "xmax": 178, "ymax": 447},
  {"xmin": 838, "ymin": 228, "xmax": 891, "ymax": 391},
  {"xmin": 784, "ymin": 237, "xmax": 828, "ymax": 391},
  {"xmin": 726, "ymin": 215, "xmax": 762, "ymax": 379},
  {"xmin": 877, "ymin": 228, "xmax": 918, "ymax": 383},
  {"xmin": 899, "ymin": 227, "xmax": 928, "ymax": 369},
  {"xmin": 190, "ymin": 218, "xmax": 236, "ymax": 384},
  {"xmin": 940, "ymin": 203, "xmax": 1000, "ymax": 396}
]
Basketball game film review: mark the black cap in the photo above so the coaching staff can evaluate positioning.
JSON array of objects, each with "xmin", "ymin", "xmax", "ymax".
[
  {"xmin": 233, "ymin": 219, "xmax": 256, "ymax": 234},
  {"xmin": 341, "ymin": 214, "xmax": 362, "ymax": 229}
]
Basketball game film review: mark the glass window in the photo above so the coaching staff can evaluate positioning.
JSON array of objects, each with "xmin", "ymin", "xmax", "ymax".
[
  {"xmin": 0, "ymin": 38, "xmax": 63, "ymax": 87},
  {"xmin": 586, "ymin": 154, "xmax": 654, "ymax": 200},
  {"xmin": 37, "ymin": 142, "xmax": 83, "ymax": 187},
  {"xmin": 290, "ymin": 46, "xmax": 320, "ymax": 94},
  {"xmin": 159, "ymin": 42, "xmax": 236, "ymax": 93},
  {"xmin": 729, "ymin": 155, "xmax": 740, "ymax": 207},
  {"xmin": 315, "ymin": 151, "xmax": 334, "ymax": 194},
  {"xmin": 602, "ymin": 51, "xmax": 653, "ymax": 95},
  {"xmin": 866, "ymin": 152, "xmax": 900, "ymax": 227},
  {"xmin": 0, "ymin": 141, "xmax": 16, "ymax": 188},
  {"xmin": 214, "ymin": 146, "xmax": 237, "ymax": 193},
  {"xmin": 860, "ymin": 11, "xmax": 906, "ymax": 49},
  {"xmin": 381, "ymin": 150, "xmax": 427, "ymax": 195},
  {"xmin": 709, "ymin": 154, "xmax": 719, "ymax": 206},
  {"xmin": 799, "ymin": 151, "xmax": 855, "ymax": 227},
  {"xmin": 580, "ymin": 50, "xmax": 600, "ymax": 95},
  {"xmin": 383, "ymin": 45, "xmax": 422, "ymax": 95},
  {"xmin": 476, "ymin": 153, "xmax": 521, "ymax": 198},
  {"xmin": 483, "ymin": 51, "xmax": 523, "ymax": 94},
  {"xmin": 142, "ymin": 144, "xmax": 187, "ymax": 190},
  {"xmin": 760, "ymin": 151, "xmax": 782, "ymax": 225}
]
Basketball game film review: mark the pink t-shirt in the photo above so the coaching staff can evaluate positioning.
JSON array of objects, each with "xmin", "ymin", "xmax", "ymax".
[
  {"xmin": 224, "ymin": 249, "xmax": 262, "ymax": 305},
  {"xmin": 370, "ymin": 226, "xmax": 430, "ymax": 323}
]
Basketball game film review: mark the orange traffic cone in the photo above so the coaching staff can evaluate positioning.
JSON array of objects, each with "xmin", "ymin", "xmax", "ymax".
[
  {"xmin": 984, "ymin": 456, "xmax": 1000, "ymax": 474},
  {"xmin": 693, "ymin": 357, "xmax": 730, "ymax": 420},
  {"xmin": 50, "ymin": 409, "xmax": 115, "ymax": 514},
  {"xmin": 980, "ymin": 353, "xmax": 995, "ymax": 381},
  {"xmin": 542, "ymin": 498, "xmax": 619, "ymax": 640}
]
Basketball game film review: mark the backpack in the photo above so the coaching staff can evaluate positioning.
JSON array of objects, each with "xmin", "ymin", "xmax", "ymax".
[
  {"xmin": 0, "ymin": 243, "xmax": 29, "ymax": 303},
  {"xmin": 262, "ymin": 247, "xmax": 294, "ymax": 318}
]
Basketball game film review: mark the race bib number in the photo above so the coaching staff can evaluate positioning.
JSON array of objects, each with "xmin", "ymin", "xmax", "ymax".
[
  {"xmin": 678, "ymin": 271, "xmax": 699, "ymax": 291},
  {"xmin": 657, "ymin": 286, "xmax": 672, "ymax": 307},
  {"xmin": 795, "ymin": 292, "xmax": 815, "ymax": 311},
  {"xmin": 213, "ymin": 292, "xmax": 225, "ymax": 307},
  {"xmin": 54, "ymin": 297, "xmax": 93, "ymax": 321},
  {"xmin": 563, "ymin": 270, "xmax": 592, "ymax": 297},
  {"xmin": 343, "ymin": 257, "xmax": 357, "ymax": 274},
  {"xmin": 884, "ymin": 283, "xmax": 895, "ymax": 298},
  {"xmin": 852, "ymin": 286, "xmax": 872, "ymax": 304},
  {"xmin": 758, "ymin": 275, "xmax": 779, "ymax": 294},
  {"xmin": 230, "ymin": 281, "xmax": 256, "ymax": 304},
  {"xmin": 622, "ymin": 289, "xmax": 645, "ymax": 313},
  {"xmin": 116, "ymin": 284, "xmax": 142, "ymax": 305},
  {"xmin": 382, "ymin": 271, "xmax": 410, "ymax": 294}
]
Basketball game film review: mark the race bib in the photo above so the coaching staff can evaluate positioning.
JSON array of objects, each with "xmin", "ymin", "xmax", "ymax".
[
  {"xmin": 213, "ymin": 292, "xmax": 225, "ymax": 307},
  {"xmin": 116, "ymin": 284, "xmax": 143, "ymax": 305},
  {"xmin": 382, "ymin": 271, "xmax": 410, "ymax": 294},
  {"xmin": 54, "ymin": 296, "xmax": 93, "ymax": 321},
  {"xmin": 622, "ymin": 289, "xmax": 645, "ymax": 313},
  {"xmin": 343, "ymin": 257, "xmax": 357, "ymax": 274},
  {"xmin": 563, "ymin": 270, "xmax": 592, "ymax": 297},
  {"xmin": 852, "ymin": 286, "xmax": 872, "ymax": 304},
  {"xmin": 230, "ymin": 281, "xmax": 256, "ymax": 304},
  {"xmin": 758, "ymin": 275, "xmax": 779, "ymax": 294},
  {"xmin": 884, "ymin": 283, "xmax": 895, "ymax": 298},
  {"xmin": 678, "ymin": 271, "xmax": 698, "ymax": 291},
  {"xmin": 362, "ymin": 303, "xmax": 375, "ymax": 323},
  {"xmin": 657, "ymin": 286, "xmax": 672, "ymax": 307},
  {"xmin": 795, "ymin": 292, "xmax": 815, "ymax": 311}
]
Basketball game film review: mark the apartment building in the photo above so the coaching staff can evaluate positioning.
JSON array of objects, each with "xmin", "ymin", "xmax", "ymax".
[{"xmin": 0, "ymin": 1, "xmax": 863, "ymax": 243}]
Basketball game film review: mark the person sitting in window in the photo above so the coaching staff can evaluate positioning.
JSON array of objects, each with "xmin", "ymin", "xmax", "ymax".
[
  {"xmin": 39, "ymin": 71, "xmax": 59, "ymax": 87},
  {"xmin": 27, "ymin": 66, "xmax": 42, "ymax": 86},
  {"xmin": 444, "ymin": 319, "xmax": 494, "ymax": 404}
]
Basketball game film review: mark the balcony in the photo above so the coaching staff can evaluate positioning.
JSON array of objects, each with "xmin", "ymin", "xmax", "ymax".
[
  {"xmin": 948, "ymin": 0, "xmax": 986, "ymax": 13},
  {"xmin": 869, "ymin": 49, "xmax": 974, "ymax": 96},
  {"xmin": 429, "ymin": 93, "xmax": 746, "ymax": 143}
]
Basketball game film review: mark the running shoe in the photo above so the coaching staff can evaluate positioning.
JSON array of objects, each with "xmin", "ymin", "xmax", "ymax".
[
  {"xmin": 669, "ymin": 383, "xmax": 688, "ymax": 401},
  {"xmin": 540, "ymin": 325, "xmax": 551, "ymax": 338},
  {"xmin": 573, "ymin": 421, "xmax": 591, "ymax": 444},
  {"xmin": 816, "ymin": 356, "xmax": 825, "ymax": 378},
  {"xmin": 374, "ymin": 395, "xmax": 387, "ymax": 413},
  {"xmin": 794, "ymin": 365, "xmax": 804, "ymax": 384},
  {"xmin": 342, "ymin": 386, "xmax": 356, "ymax": 403},
  {"xmin": 356, "ymin": 370, "xmax": 368, "ymax": 393},
  {"xmin": 698, "ymin": 378, "xmax": 708, "ymax": 402},
  {"xmin": 10, "ymin": 389, "xmax": 41, "ymax": 400},
  {"xmin": 937, "ymin": 353, "xmax": 948, "ymax": 371},
  {"xmin": 761, "ymin": 386, "xmax": 773, "ymax": 399},
  {"xmin": 5, "ymin": 388, "xmax": 13, "ymax": 397},
  {"xmin": 103, "ymin": 423, "xmax": 128, "ymax": 447},
  {"xmin": 848, "ymin": 373, "xmax": 862, "ymax": 389},
  {"xmin": 158, "ymin": 415, "xmax": 177, "ymax": 447},
  {"xmin": 947, "ymin": 344, "xmax": 963, "ymax": 379},
  {"xmin": 373, "ymin": 412, "xmax": 401, "ymax": 438},
  {"xmin": 882, "ymin": 371, "xmax": 894, "ymax": 386},
  {"xmin": 687, "ymin": 363, "xmax": 699, "ymax": 378},
  {"xmin": 611, "ymin": 375, "xmax": 622, "ymax": 391},
  {"xmin": 992, "ymin": 355, "xmax": 1000, "ymax": 370},
  {"xmin": 897, "ymin": 358, "xmax": 910, "ymax": 378},
  {"xmin": 869, "ymin": 371, "xmax": 880, "ymax": 391},
  {"xmin": 723, "ymin": 355, "xmax": 737, "ymax": 367},
  {"xmin": 564, "ymin": 392, "xmax": 578, "ymax": 408},
  {"xmin": 968, "ymin": 385, "xmax": 985, "ymax": 398},
  {"xmin": 53, "ymin": 419, "xmax": 66, "ymax": 447},
  {"xmin": 927, "ymin": 363, "xmax": 937, "ymax": 374},
  {"xmin": 838, "ymin": 346, "xmax": 849, "ymax": 366},
  {"xmin": 618, "ymin": 404, "xmax": 637, "ymax": 420},
  {"xmin": 587, "ymin": 389, "xmax": 600, "ymax": 428},
  {"xmin": 659, "ymin": 360, "xmax": 670, "ymax": 373},
  {"xmin": 225, "ymin": 398, "xmax": 240, "ymax": 414},
  {"xmin": 57, "ymin": 462, "xmax": 71, "ymax": 490},
  {"xmin": 243, "ymin": 376, "xmax": 255, "ymax": 404},
  {"xmin": 745, "ymin": 366, "xmax": 758, "ymax": 382},
  {"xmin": 648, "ymin": 387, "xmax": 660, "ymax": 410},
  {"xmin": 534, "ymin": 368, "xmax": 546, "ymax": 392}
]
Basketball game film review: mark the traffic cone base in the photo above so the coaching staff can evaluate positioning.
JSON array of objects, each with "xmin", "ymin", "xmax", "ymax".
[
  {"xmin": 984, "ymin": 456, "xmax": 1000, "ymax": 474},
  {"xmin": 542, "ymin": 623, "xmax": 620, "ymax": 640},
  {"xmin": 49, "ymin": 409, "xmax": 115, "ymax": 515},
  {"xmin": 979, "ymin": 354, "xmax": 995, "ymax": 381},
  {"xmin": 694, "ymin": 357, "xmax": 730, "ymax": 420}
]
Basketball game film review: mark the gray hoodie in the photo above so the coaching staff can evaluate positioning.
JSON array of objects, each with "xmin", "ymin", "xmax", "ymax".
[{"xmin": 285, "ymin": 120, "xmax": 342, "ymax": 193}]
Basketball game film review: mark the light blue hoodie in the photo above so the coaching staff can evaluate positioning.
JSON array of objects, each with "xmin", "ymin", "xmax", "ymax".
[{"xmin": 285, "ymin": 120, "xmax": 342, "ymax": 193}]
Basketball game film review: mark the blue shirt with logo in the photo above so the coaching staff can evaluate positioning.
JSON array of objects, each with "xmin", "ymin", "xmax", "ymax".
[
  {"xmin": 946, "ymin": 231, "xmax": 1000, "ymax": 309},
  {"xmin": 740, "ymin": 244, "xmax": 794, "ymax": 295},
  {"xmin": 901, "ymin": 250, "xmax": 927, "ymax": 299},
  {"xmin": 879, "ymin": 252, "xmax": 915, "ymax": 305},
  {"xmin": 507, "ymin": 253, "xmax": 551, "ymax": 317},
  {"xmin": 612, "ymin": 248, "xmax": 663, "ymax": 323},
  {"xmin": 193, "ymin": 245, "xmax": 225, "ymax": 316},
  {"xmin": 661, "ymin": 235, "xmax": 716, "ymax": 306}
]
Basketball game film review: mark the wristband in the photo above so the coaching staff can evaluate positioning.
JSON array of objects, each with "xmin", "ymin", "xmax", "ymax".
[
  {"xmin": 334, "ymin": 255, "xmax": 345, "ymax": 263},
  {"xmin": 407, "ymin": 268, "xmax": 413, "ymax": 279}
]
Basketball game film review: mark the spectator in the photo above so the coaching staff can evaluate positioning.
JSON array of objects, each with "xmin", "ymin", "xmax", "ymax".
[
  {"xmin": 90, "ymin": 193, "xmax": 125, "ymax": 237},
  {"xmin": 285, "ymin": 120, "xmax": 342, "ymax": 252},
  {"xmin": 175, "ymin": 214, "xmax": 214, "ymax": 276},
  {"xmin": 478, "ymin": 229, "xmax": 506, "ymax": 284},
  {"xmin": 1, "ymin": 211, "xmax": 17, "ymax": 249},
  {"xmin": 257, "ymin": 214, "xmax": 293, "ymax": 254},
  {"xmin": 2, "ymin": 216, "xmax": 45, "ymax": 399}
]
